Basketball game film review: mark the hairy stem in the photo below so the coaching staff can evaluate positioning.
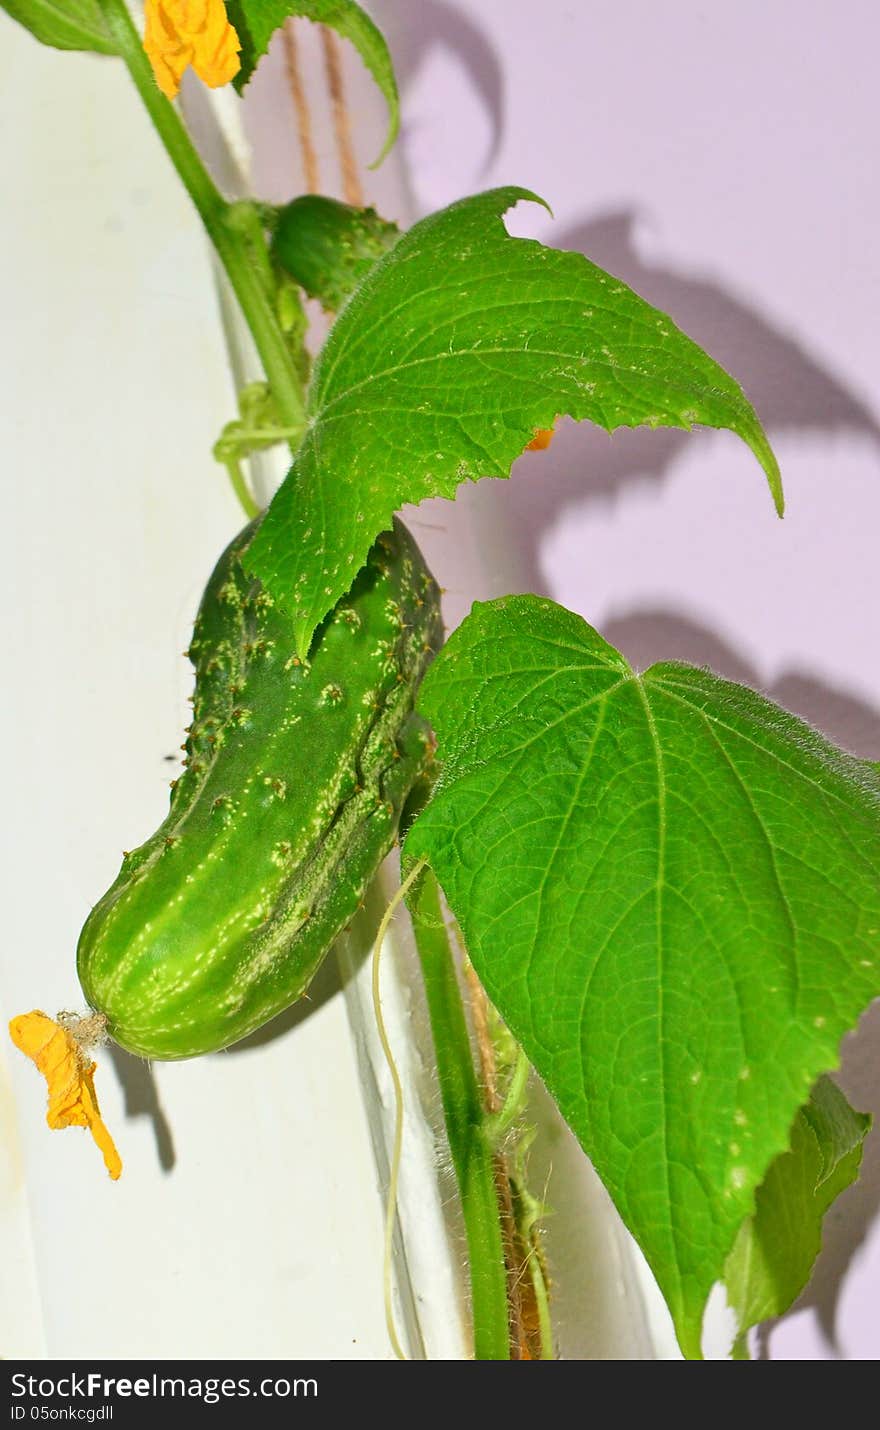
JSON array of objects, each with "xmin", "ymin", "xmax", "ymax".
[
  {"xmin": 408, "ymin": 869, "xmax": 510, "ymax": 1361},
  {"xmin": 99, "ymin": 0, "xmax": 307, "ymax": 440},
  {"xmin": 463, "ymin": 961, "xmax": 554, "ymax": 1360}
]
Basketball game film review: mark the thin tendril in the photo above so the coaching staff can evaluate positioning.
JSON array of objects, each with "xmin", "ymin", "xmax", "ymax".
[{"xmin": 483, "ymin": 1048, "xmax": 531, "ymax": 1145}]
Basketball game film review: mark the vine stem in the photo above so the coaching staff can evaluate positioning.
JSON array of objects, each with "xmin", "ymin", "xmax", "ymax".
[
  {"xmin": 99, "ymin": 0, "xmax": 307, "ymax": 440},
  {"xmin": 407, "ymin": 868, "xmax": 511, "ymax": 1360}
]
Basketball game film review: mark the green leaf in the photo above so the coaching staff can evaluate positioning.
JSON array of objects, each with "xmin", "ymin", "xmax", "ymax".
[
  {"xmin": 725, "ymin": 1076, "xmax": 870, "ymax": 1359},
  {"xmin": 246, "ymin": 189, "xmax": 782, "ymax": 661},
  {"xmin": 404, "ymin": 595, "xmax": 880, "ymax": 1358},
  {"xmin": 225, "ymin": 0, "xmax": 399, "ymax": 159},
  {"xmin": 1, "ymin": 0, "xmax": 117, "ymax": 53}
]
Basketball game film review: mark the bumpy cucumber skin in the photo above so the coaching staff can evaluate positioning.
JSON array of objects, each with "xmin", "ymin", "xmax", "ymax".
[
  {"xmin": 271, "ymin": 195, "xmax": 399, "ymax": 312},
  {"xmin": 77, "ymin": 520, "xmax": 442, "ymax": 1059}
]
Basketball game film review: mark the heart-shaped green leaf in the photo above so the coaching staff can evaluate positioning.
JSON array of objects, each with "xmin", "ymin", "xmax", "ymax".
[
  {"xmin": 247, "ymin": 188, "xmax": 781, "ymax": 660},
  {"xmin": 406, "ymin": 595, "xmax": 880, "ymax": 1357}
]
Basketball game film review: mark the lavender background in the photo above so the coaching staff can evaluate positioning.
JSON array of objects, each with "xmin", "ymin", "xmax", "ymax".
[{"xmin": 372, "ymin": 0, "xmax": 880, "ymax": 1359}]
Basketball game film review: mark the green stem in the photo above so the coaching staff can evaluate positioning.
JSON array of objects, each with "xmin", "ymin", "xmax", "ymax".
[
  {"xmin": 408, "ymin": 869, "xmax": 510, "ymax": 1360},
  {"xmin": 99, "ymin": 0, "xmax": 307, "ymax": 438},
  {"xmin": 218, "ymin": 426, "xmax": 307, "ymax": 445}
]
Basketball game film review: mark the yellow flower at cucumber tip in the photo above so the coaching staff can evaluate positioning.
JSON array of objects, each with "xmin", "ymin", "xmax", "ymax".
[
  {"xmin": 9, "ymin": 1011, "xmax": 122, "ymax": 1181},
  {"xmin": 143, "ymin": 0, "xmax": 242, "ymax": 101}
]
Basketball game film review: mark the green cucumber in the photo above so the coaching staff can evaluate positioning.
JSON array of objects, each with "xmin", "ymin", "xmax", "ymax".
[
  {"xmin": 77, "ymin": 519, "xmax": 442, "ymax": 1059},
  {"xmin": 271, "ymin": 195, "xmax": 400, "ymax": 313}
]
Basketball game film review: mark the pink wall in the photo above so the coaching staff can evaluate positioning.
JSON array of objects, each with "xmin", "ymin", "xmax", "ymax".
[{"xmin": 370, "ymin": 0, "xmax": 880, "ymax": 1360}]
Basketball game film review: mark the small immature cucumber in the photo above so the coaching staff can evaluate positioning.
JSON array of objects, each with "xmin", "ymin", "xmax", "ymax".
[
  {"xmin": 77, "ymin": 520, "xmax": 442, "ymax": 1059},
  {"xmin": 271, "ymin": 195, "xmax": 400, "ymax": 312}
]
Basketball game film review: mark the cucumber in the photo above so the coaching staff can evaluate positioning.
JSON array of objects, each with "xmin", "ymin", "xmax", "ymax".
[
  {"xmin": 271, "ymin": 195, "xmax": 400, "ymax": 312},
  {"xmin": 77, "ymin": 519, "xmax": 442, "ymax": 1059}
]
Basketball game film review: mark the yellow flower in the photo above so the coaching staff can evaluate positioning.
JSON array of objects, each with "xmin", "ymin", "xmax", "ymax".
[
  {"xmin": 144, "ymin": 0, "xmax": 242, "ymax": 101},
  {"xmin": 9, "ymin": 1011, "xmax": 122, "ymax": 1181},
  {"xmin": 525, "ymin": 426, "xmax": 556, "ymax": 452}
]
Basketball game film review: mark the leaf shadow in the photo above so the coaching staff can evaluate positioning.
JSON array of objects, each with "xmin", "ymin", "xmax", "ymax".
[
  {"xmin": 371, "ymin": 0, "xmax": 504, "ymax": 173},
  {"xmin": 494, "ymin": 210, "xmax": 880, "ymax": 600},
  {"xmin": 107, "ymin": 1044, "xmax": 176, "ymax": 1174},
  {"xmin": 601, "ymin": 605, "xmax": 880, "ymax": 1358}
]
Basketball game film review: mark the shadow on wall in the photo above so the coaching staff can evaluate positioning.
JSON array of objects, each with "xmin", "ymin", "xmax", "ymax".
[
  {"xmin": 601, "ymin": 606, "xmax": 880, "ymax": 1360},
  {"xmin": 494, "ymin": 210, "xmax": 880, "ymax": 602},
  {"xmin": 370, "ymin": 0, "xmax": 504, "ymax": 171},
  {"xmin": 107, "ymin": 1044, "xmax": 176, "ymax": 1174},
  {"xmin": 603, "ymin": 608, "xmax": 880, "ymax": 761},
  {"xmin": 106, "ymin": 954, "xmax": 344, "ymax": 1173}
]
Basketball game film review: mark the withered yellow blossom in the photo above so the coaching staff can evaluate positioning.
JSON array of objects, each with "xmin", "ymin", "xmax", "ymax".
[
  {"xmin": 144, "ymin": 0, "xmax": 242, "ymax": 101},
  {"xmin": 9, "ymin": 1011, "xmax": 122, "ymax": 1181},
  {"xmin": 525, "ymin": 427, "xmax": 555, "ymax": 451}
]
